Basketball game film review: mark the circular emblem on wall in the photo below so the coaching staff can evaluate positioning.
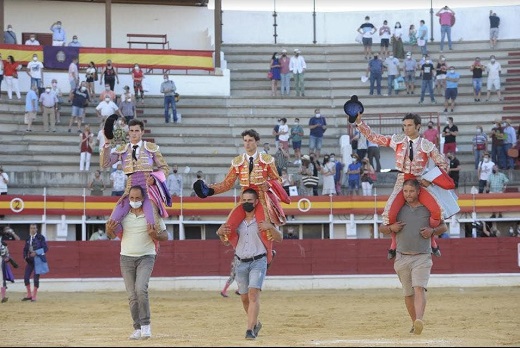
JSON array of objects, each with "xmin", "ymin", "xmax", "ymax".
[
  {"xmin": 297, "ymin": 198, "xmax": 311, "ymax": 213},
  {"xmin": 56, "ymin": 50, "xmax": 66, "ymax": 62},
  {"xmin": 10, "ymin": 197, "xmax": 24, "ymax": 213}
]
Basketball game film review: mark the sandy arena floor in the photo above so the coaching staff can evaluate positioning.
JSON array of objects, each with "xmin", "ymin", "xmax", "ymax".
[{"xmin": 3, "ymin": 287, "xmax": 520, "ymax": 347}]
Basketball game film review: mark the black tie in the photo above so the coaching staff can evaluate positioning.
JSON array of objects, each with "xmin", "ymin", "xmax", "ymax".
[
  {"xmin": 249, "ymin": 156, "xmax": 254, "ymax": 173},
  {"xmin": 409, "ymin": 140, "xmax": 414, "ymax": 161},
  {"xmin": 132, "ymin": 145, "xmax": 139, "ymax": 161}
]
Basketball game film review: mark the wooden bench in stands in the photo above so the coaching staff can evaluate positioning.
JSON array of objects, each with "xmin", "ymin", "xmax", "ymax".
[{"xmin": 127, "ymin": 34, "xmax": 169, "ymax": 49}]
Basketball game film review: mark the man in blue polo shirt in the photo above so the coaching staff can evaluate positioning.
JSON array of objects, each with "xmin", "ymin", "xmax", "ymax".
[{"xmin": 443, "ymin": 66, "xmax": 460, "ymax": 113}]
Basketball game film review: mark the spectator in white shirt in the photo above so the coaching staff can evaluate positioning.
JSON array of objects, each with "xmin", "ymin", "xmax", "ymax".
[
  {"xmin": 96, "ymin": 97, "xmax": 122, "ymax": 129},
  {"xmin": 485, "ymin": 55, "xmax": 502, "ymax": 102}
]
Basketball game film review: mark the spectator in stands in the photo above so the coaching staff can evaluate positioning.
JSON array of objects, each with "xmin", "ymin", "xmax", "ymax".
[
  {"xmin": 331, "ymin": 153, "xmax": 344, "ymax": 195},
  {"xmin": 68, "ymin": 34, "xmax": 82, "ymax": 47},
  {"xmin": 360, "ymin": 157, "xmax": 375, "ymax": 196},
  {"xmin": 299, "ymin": 155, "xmax": 315, "ymax": 196},
  {"xmin": 96, "ymin": 94, "xmax": 122, "ymax": 129},
  {"xmin": 112, "ymin": 117, "xmax": 129, "ymax": 147},
  {"xmin": 50, "ymin": 20, "xmax": 66, "ymax": 46},
  {"xmin": 24, "ymin": 33, "xmax": 40, "ymax": 46},
  {"xmin": 502, "ymin": 119, "xmax": 517, "ymax": 170},
  {"xmin": 485, "ymin": 55, "xmax": 502, "ymax": 102},
  {"xmin": 261, "ymin": 142, "xmax": 270, "ymax": 155},
  {"xmin": 489, "ymin": 10, "xmax": 500, "ymax": 49},
  {"xmin": 384, "ymin": 54, "xmax": 400, "ymax": 96},
  {"xmin": 131, "ymin": 63, "xmax": 145, "ymax": 103},
  {"xmin": 105, "ymin": 185, "xmax": 168, "ymax": 340},
  {"xmin": 403, "ymin": 52, "xmax": 417, "ymax": 95},
  {"xmin": 472, "ymin": 125, "xmax": 488, "ymax": 170},
  {"xmin": 274, "ymin": 147, "xmax": 290, "ymax": 176},
  {"xmin": 308, "ymin": 108, "xmax": 327, "ymax": 159},
  {"xmin": 0, "ymin": 53, "xmax": 3, "ymax": 98},
  {"xmin": 309, "ymin": 153, "xmax": 321, "ymax": 196},
  {"xmin": 346, "ymin": 153, "xmax": 361, "ymax": 196},
  {"xmin": 3, "ymin": 24, "xmax": 17, "ymax": 44},
  {"xmin": 269, "ymin": 52, "xmax": 281, "ymax": 97},
  {"xmin": 352, "ymin": 125, "xmax": 368, "ymax": 160},
  {"xmin": 0, "ymin": 166, "xmax": 9, "ymax": 207},
  {"xmin": 100, "ymin": 59, "xmax": 119, "ymax": 91},
  {"xmin": 435, "ymin": 55, "xmax": 448, "ymax": 96},
  {"xmin": 487, "ymin": 165, "xmax": 509, "ymax": 218},
  {"xmin": 24, "ymin": 85, "xmax": 38, "ymax": 132},
  {"xmin": 120, "ymin": 85, "xmax": 133, "ymax": 102},
  {"xmin": 436, "ymin": 5, "xmax": 455, "ymax": 52},
  {"xmin": 290, "ymin": 117, "xmax": 304, "ymax": 165},
  {"xmin": 442, "ymin": 117, "xmax": 458, "ymax": 154},
  {"xmin": 422, "ymin": 121, "xmax": 439, "ymax": 148},
  {"xmin": 417, "ymin": 20, "xmax": 428, "ymax": 55},
  {"xmin": 473, "ymin": 220, "xmax": 500, "ymax": 237},
  {"xmin": 279, "ymin": 49, "xmax": 291, "ymax": 97},
  {"xmin": 358, "ymin": 16, "xmax": 377, "ymax": 60},
  {"xmin": 278, "ymin": 118, "xmax": 290, "ymax": 152},
  {"xmin": 39, "ymin": 86, "xmax": 59, "ymax": 133},
  {"xmin": 99, "ymin": 83, "xmax": 116, "ymax": 103},
  {"xmin": 4, "ymin": 55, "xmax": 21, "ymax": 100},
  {"xmin": 119, "ymin": 92, "xmax": 136, "ymax": 124},
  {"xmin": 378, "ymin": 20, "xmax": 391, "ymax": 58},
  {"xmin": 446, "ymin": 152, "xmax": 460, "ymax": 192},
  {"xmin": 418, "ymin": 55, "xmax": 436, "ymax": 105},
  {"xmin": 89, "ymin": 170, "xmax": 105, "ymax": 201},
  {"xmin": 470, "ymin": 57, "xmax": 485, "ymax": 102},
  {"xmin": 160, "ymin": 73, "xmax": 178, "ymax": 123},
  {"xmin": 272, "ymin": 119, "xmax": 280, "ymax": 151},
  {"xmin": 289, "ymin": 49, "xmax": 306, "ymax": 97},
  {"xmin": 89, "ymin": 228, "xmax": 108, "ymax": 241},
  {"xmin": 68, "ymin": 57, "xmax": 79, "ymax": 102},
  {"xmin": 477, "ymin": 152, "xmax": 494, "ymax": 193},
  {"xmin": 366, "ymin": 52, "xmax": 383, "ymax": 96},
  {"xmin": 110, "ymin": 163, "xmax": 126, "ymax": 197},
  {"xmin": 85, "ymin": 61, "xmax": 97, "ymax": 97},
  {"xmin": 79, "ymin": 124, "xmax": 94, "ymax": 172},
  {"xmin": 443, "ymin": 66, "xmax": 460, "ymax": 113},
  {"xmin": 408, "ymin": 24, "xmax": 417, "ymax": 47},
  {"xmin": 320, "ymin": 154, "xmax": 336, "ymax": 195},
  {"xmin": 50, "ymin": 78, "xmax": 63, "ymax": 124},
  {"xmin": 26, "ymin": 53, "xmax": 44, "ymax": 90},
  {"xmin": 68, "ymin": 82, "xmax": 89, "ymax": 133},
  {"xmin": 392, "ymin": 22, "xmax": 405, "ymax": 59},
  {"xmin": 490, "ymin": 119, "xmax": 505, "ymax": 169},
  {"xmin": 166, "ymin": 164, "xmax": 183, "ymax": 197},
  {"xmin": 22, "ymin": 224, "xmax": 48, "ymax": 302}
]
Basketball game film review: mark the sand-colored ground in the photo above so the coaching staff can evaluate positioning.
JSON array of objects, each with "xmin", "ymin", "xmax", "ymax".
[{"xmin": 3, "ymin": 287, "xmax": 520, "ymax": 347}]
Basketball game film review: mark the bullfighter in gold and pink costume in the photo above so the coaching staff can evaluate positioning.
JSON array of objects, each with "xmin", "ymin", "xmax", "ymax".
[
  {"xmin": 355, "ymin": 113, "xmax": 455, "ymax": 258},
  {"xmin": 194, "ymin": 129, "xmax": 289, "ymax": 265},
  {"xmin": 101, "ymin": 118, "xmax": 170, "ymax": 238}
]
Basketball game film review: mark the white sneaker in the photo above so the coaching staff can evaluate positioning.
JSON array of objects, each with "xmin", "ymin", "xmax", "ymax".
[
  {"xmin": 129, "ymin": 329, "xmax": 141, "ymax": 340},
  {"xmin": 141, "ymin": 325, "xmax": 151, "ymax": 339}
]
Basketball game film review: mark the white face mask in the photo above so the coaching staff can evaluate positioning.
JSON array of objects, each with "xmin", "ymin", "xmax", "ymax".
[
  {"xmin": 30, "ymin": 37, "xmax": 35, "ymax": 41},
  {"xmin": 484, "ymin": 158, "xmax": 490, "ymax": 163},
  {"xmin": 426, "ymin": 60, "xmax": 431, "ymax": 64},
  {"xmin": 476, "ymin": 129, "xmax": 482, "ymax": 133},
  {"xmin": 491, "ymin": 59, "xmax": 496, "ymax": 63},
  {"xmin": 127, "ymin": 98, "xmax": 132, "ymax": 102},
  {"xmin": 135, "ymin": 66, "xmax": 139, "ymax": 71},
  {"xmin": 330, "ymin": 156, "xmax": 335, "ymax": 161},
  {"xmin": 81, "ymin": 87, "xmax": 87, "ymax": 92},
  {"xmin": 105, "ymin": 87, "xmax": 110, "ymax": 91},
  {"xmin": 315, "ymin": 113, "xmax": 321, "ymax": 118},
  {"xmin": 73, "ymin": 39, "xmax": 78, "ymax": 43},
  {"xmin": 389, "ymin": 55, "xmax": 394, "ymax": 60},
  {"xmin": 105, "ymin": 97, "xmax": 111, "ymax": 102},
  {"xmin": 129, "ymin": 201, "xmax": 142, "ymax": 209},
  {"xmin": 52, "ymin": 82, "xmax": 57, "ymax": 86},
  {"xmin": 45, "ymin": 88, "xmax": 51, "ymax": 93},
  {"xmin": 449, "ymin": 69, "xmax": 455, "ymax": 73},
  {"xmin": 164, "ymin": 78, "xmax": 168, "ymax": 82},
  {"xmin": 33, "ymin": 57, "xmax": 38, "ymax": 61},
  {"xmin": 7, "ymin": 28, "xmax": 11, "ymax": 32}
]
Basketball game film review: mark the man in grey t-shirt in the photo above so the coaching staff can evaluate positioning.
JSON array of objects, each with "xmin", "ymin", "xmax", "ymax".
[{"xmin": 379, "ymin": 179, "xmax": 447, "ymax": 336}]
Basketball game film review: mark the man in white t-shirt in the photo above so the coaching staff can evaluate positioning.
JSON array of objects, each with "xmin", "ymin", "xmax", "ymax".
[
  {"xmin": 485, "ymin": 55, "xmax": 502, "ymax": 101},
  {"xmin": 277, "ymin": 118, "xmax": 290, "ymax": 152},
  {"xmin": 106, "ymin": 185, "xmax": 167, "ymax": 340},
  {"xmin": 68, "ymin": 57, "xmax": 79, "ymax": 101},
  {"xmin": 26, "ymin": 54, "xmax": 44, "ymax": 89},
  {"xmin": 477, "ymin": 152, "xmax": 494, "ymax": 193},
  {"xmin": 96, "ymin": 97, "xmax": 122, "ymax": 129}
]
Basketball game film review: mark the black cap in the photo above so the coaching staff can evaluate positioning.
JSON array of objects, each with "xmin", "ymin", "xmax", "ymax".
[
  {"xmin": 103, "ymin": 114, "xmax": 119, "ymax": 140},
  {"xmin": 343, "ymin": 95, "xmax": 364, "ymax": 123},
  {"xmin": 193, "ymin": 179, "xmax": 214, "ymax": 198}
]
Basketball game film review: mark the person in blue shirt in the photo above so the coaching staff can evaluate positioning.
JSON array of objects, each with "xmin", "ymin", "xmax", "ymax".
[
  {"xmin": 50, "ymin": 20, "xmax": 66, "ymax": 46},
  {"xmin": 308, "ymin": 109, "xmax": 327, "ymax": 159},
  {"xmin": 346, "ymin": 153, "xmax": 362, "ymax": 196},
  {"xmin": 68, "ymin": 35, "xmax": 82, "ymax": 47},
  {"xmin": 443, "ymin": 66, "xmax": 460, "ymax": 113}
]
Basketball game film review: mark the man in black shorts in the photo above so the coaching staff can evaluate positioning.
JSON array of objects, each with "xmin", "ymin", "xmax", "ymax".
[{"xmin": 358, "ymin": 16, "xmax": 376, "ymax": 60}]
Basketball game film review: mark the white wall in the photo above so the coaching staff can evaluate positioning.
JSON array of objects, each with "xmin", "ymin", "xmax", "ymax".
[{"xmin": 223, "ymin": 5, "xmax": 520, "ymax": 44}]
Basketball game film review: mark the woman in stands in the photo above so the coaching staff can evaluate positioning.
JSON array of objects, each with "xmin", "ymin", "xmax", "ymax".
[
  {"xmin": 435, "ymin": 55, "xmax": 448, "ymax": 96},
  {"xmin": 85, "ymin": 61, "xmax": 97, "ymax": 98},
  {"xmin": 3, "ymin": 55, "xmax": 21, "ymax": 100},
  {"xmin": 269, "ymin": 52, "xmax": 281, "ymax": 97},
  {"xmin": 408, "ymin": 24, "xmax": 417, "ymax": 47},
  {"xmin": 392, "ymin": 22, "xmax": 405, "ymax": 59},
  {"xmin": 100, "ymin": 59, "xmax": 119, "ymax": 91},
  {"xmin": 131, "ymin": 63, "xmax": 145, "ymax": 104}
]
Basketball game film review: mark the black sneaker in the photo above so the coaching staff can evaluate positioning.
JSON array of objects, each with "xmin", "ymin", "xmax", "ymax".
[
  {"xmin": 245, "ymin": 330, "xmax": 256, "ymax": 340},
  {"xmin": 21, "ymin": 297, "xmax": 32, "ymax": 301},
  {"xmin": 432, "ymin": 246, "xmax": 441, "ymax": 257},
  {"xmin": 387, "ymin": 249, "xmax": 396, "ymax": 260},
  {"xmin": 234, "ymin": 290, "xmax": 240, "ymax": 296},
  {"xmin": 1, "ymin": 297, "xmax": 8, "ymax": 303},
  {"xmin": 253, "ymin": 321, "xmax": 262, "ymax": 337}
]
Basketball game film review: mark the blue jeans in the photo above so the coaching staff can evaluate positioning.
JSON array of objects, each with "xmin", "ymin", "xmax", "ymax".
[
  {"xmin": 440, "ymin": 25, "xmax": 452, "ymax": 50},
  {"xmin": 420, "ymin": 40, "xmax": 428, "ymax": 55},
  {"xmin": 294, "ymin": 72, "xmax": 305, "ymax": 96},
  {"xmin": 235, "ymin": 256, "xmax": 267, "ymax": 294},
  {"xmin": 504, "ymin": 143, "xmax": 515, "ymax": 169},
  {"xmin": 474, "ymin": 149, "xmax": 485, "ymax": 170},
  {"xmin": 280, "ymin": 73, "xmax": 291, "ymax": 95},
  {"xmin": 309, "ymin": 135, "xmax": 323, "ymax": 152},
  {"xmin": 387, "ymin": 75, "xmax": 396, "ymax": 95},
  {"xmin": 31, "ymin": 78, "xmax": 42, "ymax": 89},
  {"xmin": 492, "ymin": 145, "xmax": 505, "ymax": 169},
  {"xmin": 120, "ymin": 254, "xmax": 156, "ymax": 330},
  {"xmin": 369, "ymin": 72, "xmax": 382, "ymax": 95},
  {"xmin": 420, "ymin": 79, "xmax": 435, "ymax": 102},
  {"xmin": 472, "ymin": 78, "xmax": 482, "ymax": 95},
  {"xmin": 164, "ymin": 95, "xmax": 177, "ymax": 123}
]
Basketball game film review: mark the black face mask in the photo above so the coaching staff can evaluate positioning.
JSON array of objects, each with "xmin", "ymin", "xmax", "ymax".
[
  {"xmin": 492, "ymin": 170, "xmax": 497, "ymax": 174},
  {"xmin": 173, "ymin": 170, "xmax": 178, "ymax": 173},
  {"xmin": 428, "ymin": 125, "xmax": 433, "ymax": 129},
  {"xmin": 242, "ymin": 202, "xmax": 255, "ymax": 213}
]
